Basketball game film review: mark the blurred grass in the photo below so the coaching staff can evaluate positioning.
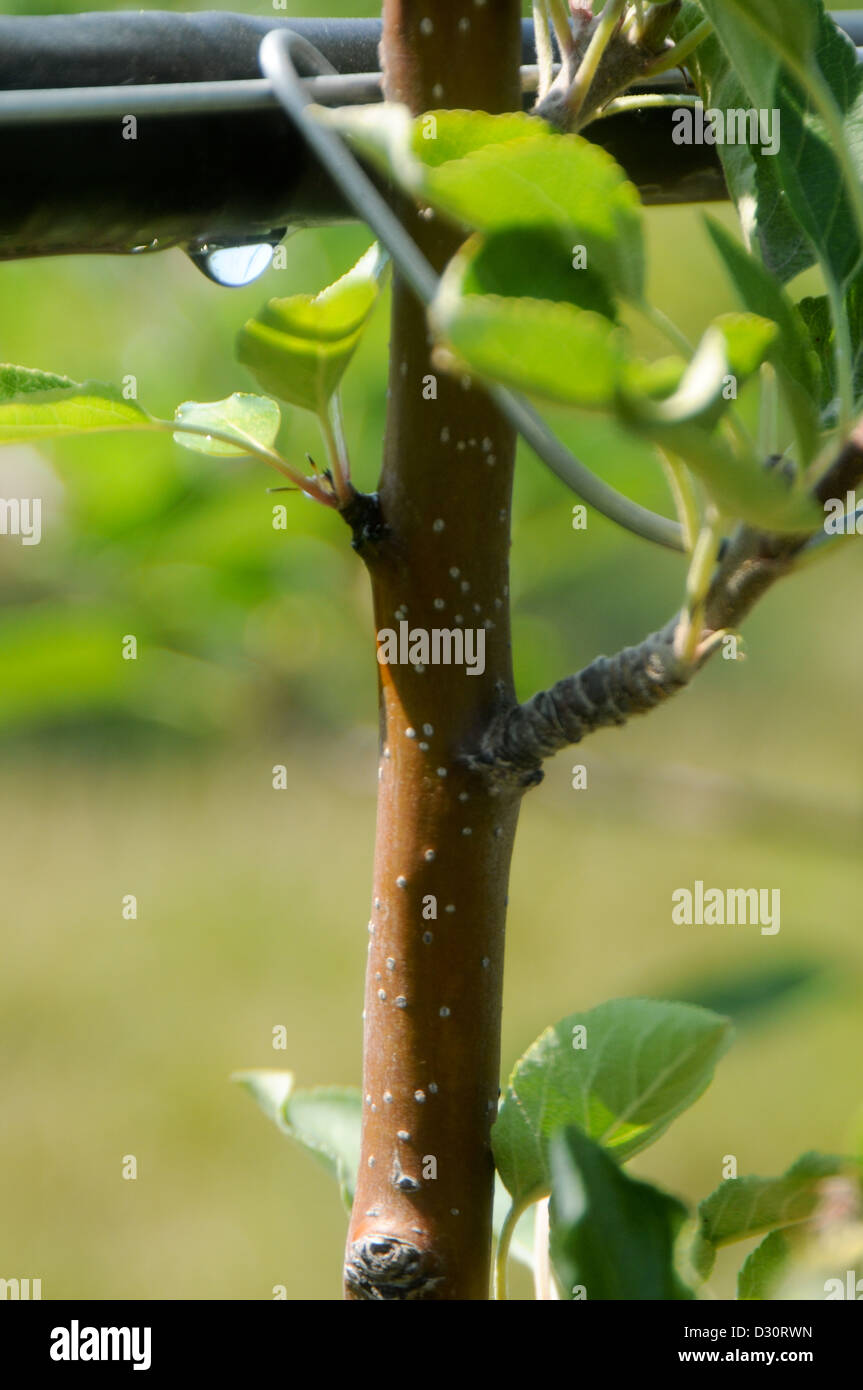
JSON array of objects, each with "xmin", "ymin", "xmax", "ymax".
[
  {"xmin": 2, "ymin": 741, "xmax": 861, "ymax": 1300},
  {"xmin": 1, "ymin": 0, "xmax": 862, "ymax": 1302}
]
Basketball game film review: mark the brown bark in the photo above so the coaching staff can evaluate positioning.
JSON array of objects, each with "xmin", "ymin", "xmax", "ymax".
[{"xmin": 343, "ymin": 0, "xmax": 523, "ymax": 1300}]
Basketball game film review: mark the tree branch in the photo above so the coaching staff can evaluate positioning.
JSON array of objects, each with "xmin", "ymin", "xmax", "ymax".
[{"xmin": 469, "ymin": 423, "xmax": 863, "ymax": 788}]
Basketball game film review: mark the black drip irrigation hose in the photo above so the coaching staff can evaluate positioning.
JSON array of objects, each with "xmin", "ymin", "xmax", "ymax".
[{"xmin": 0, "ymin": 11, "xmax": 860, "ymax": 260}]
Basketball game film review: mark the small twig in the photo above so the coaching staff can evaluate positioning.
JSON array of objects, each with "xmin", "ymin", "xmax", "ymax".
[
  {"xmin": 566, "ymin": 0, "xmax": 629, "ymax": 122},
  {"xmin": 642, "ymin": 17, "xmax": 713, "ymax": 79},
  {"xmin": 659, "ymin": 449, "xmax": 699, "ymax": 552},
  {"xmin": 548, "ymin": 0, "xmax": 577, "ymax": 56},
  {"xmin": 468, "ymin": 420, "xmax": 863, "ymax": 787},
  {"xmin": 674, "ymin": 507, "xmax": 722, "ymax": 664},
  {"xmin": 594, "ymin": 91, "xmax": 698, "ymax": 118},
  {"xmin": 532, "ymin": 1, "xmax": 556, "ymax": 100},
  {"xmin": 318, "ymin": 392, "xmax": 353, "ymax": 506}
]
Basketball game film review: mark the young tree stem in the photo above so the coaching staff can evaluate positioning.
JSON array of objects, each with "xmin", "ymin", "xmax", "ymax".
[{"xmin": 343, "ymin": 0, "xmax": 524, "ymax": 1301}]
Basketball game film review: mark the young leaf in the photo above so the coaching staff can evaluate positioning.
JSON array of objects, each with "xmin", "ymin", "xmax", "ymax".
[
  {"xmin": 422, "ymin": 136, "xmax": 644, "ymax": 303},
  {"xmin": 492, "ymin": 998, "xmax": 732, "ymax": 1208},
  {"xmin": 667, "ymin": 959, "xmax": 825, "ymax": 1030},
  {"xmin": 455, "ymin": 228, "xmax": 618, "ymax": 321},
  {"xmin": 618, "ymin": 316, "xmax": 823, "ymax": 532},
  {"xmin": 323, "ymin": 106, "xmax": 644, "ymax": 302},
  {"xmin": 431, "ymin": 278, "xmax": 625, "ymax": 409},
  {"xmin": 234, "ymin": 1071, "xmax": 362, "ymax": 1209},
  {"xmin": 233, "ymin": 1068, "xmax": 295, "ymax": 1127},
  {"xmin": 670, "ymin": 5, "xmax": 851, "ymax": 287},
  {"xmin": 0, "ymin": 365, "xmax": 152, "ymax": 442},
  {"xmin": 691, "ymin": 1151, "xmax": 849, "ymax": 1280},
  {"xmin": 737, "ymin": 1228, "xmax": 796, "ymax": 1300},
  {"xmin": 697, "ymin": 0, "xmax": 816, "ymax": 110},
  {"xmin": 677, "ymin": 4, "xmax": 863, "ymax": 289},
  {"xmin": 236, "ymin": 242, "xmax": 389, "ymax": 416},
  {"xmin": 172, "ymin": 394, "xmax": 281, "ymax": 457},
  {"xmin": 284, "ymin": 1087, "xmax": 363, "ymax": 1209},
  {"xmin": 317, "ymin": 104, "xmax": 551, "ymax": 185},
  {"xmin": 623, "ymin": 314, "xmax": 777, "ymax": 428},
  {"xmin": 550, "ymin": 1127, "xmax": 693, "ymax": 1300},
  {"xmin": 705, "ymin": 217, "xmax": 821, "ymax": 461},
  {"xmin": 622, "ymin": 421, "xmax": 820, "ymax": 532},
  {"xmin": 798, "ymin": 277, "xmax": 863, "ymax": 415},
  {"xmin": 761, "ymin": 9, "xmax": 863, "ymax": 290}
]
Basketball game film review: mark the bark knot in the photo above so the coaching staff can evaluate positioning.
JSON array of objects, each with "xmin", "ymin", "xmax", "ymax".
[{"xmin": 345, "ymin": 1234, "xmax": 441, "ymax": 1301}]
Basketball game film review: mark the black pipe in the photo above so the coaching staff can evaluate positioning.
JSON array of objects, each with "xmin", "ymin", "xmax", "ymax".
[{"xmin": 0, "ymin": 11, "xmax": 861, "ymax": 263}]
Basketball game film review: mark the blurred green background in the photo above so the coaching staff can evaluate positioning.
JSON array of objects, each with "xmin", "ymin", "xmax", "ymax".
[{"xmin": 1, "ymin": 1, "xmax": 862, "ymax": 1301}]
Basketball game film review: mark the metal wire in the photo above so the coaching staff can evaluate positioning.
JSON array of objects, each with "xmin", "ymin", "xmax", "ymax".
[
  {"xmin": 0, "ymin": 73, "xmax": 379, "ymax": 124},
  {"xmin": 258, "ymin": 28, "xmax": 685, "ymax": 553},
  {"xmin": 0, "ymin": 60, "xmax": 697, "ymax": 127}
]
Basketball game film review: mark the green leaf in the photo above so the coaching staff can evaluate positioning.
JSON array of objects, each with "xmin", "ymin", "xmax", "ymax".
[
  {"xmin": 0, "ymin": 364, "xmax": 152, "ymax": 442},
  {"xmin": 671, "ymin": 5, "xmax": 806, "ymax": 282},
  {"xmin": 425, "ymin": 136, "xmax": 644, "ymax": 303},
  {"xmin": 318, "ymin": 103, "xmax": 546, "ymax": 181},
  {"xmin": 691, "ymin": 1151, "xmax": 849, "ymax": 1280},
  {"xmin": 697, "ymin": 0, "xmax": 816, "ymax": 110},
  {"xmin": 705, "ymin": 217, "xmax": 821, "ymax": 461},
  {"xmin": 761, "ymin": 9, "xmax": 863, "ymax": 289},
  {"xmin": 324, "ymin": 106, "xmax": 644, "ymax": 302},
  {"xmin": 619, "ymin": 316, "xmax": 822, "ymax": 531},
  {"xmin": 432, "ymin": 247, "xmax": 818, "ymax": 532},
  {"xmin": 234, "ymin": 1071, "xmax": 362, "ymax": 1210},
  {"xmin": 234, "ymin": 1068, "xmax": 296, "ymax": 1126},
  {"xmin": 630, "ymin": 422, "xmax": 819, "ymax": 531},
  {"xmin": 798, "ymin": 277, "xmax": 863, "ymax": 417},
  {"xmin": 737, "ymin": 1229, "xmax": 796, "ymax": 1300},
  {"xmin": 172, "ymin": 393, "xmax": 281, "ymax": 457},
  {"xmin": 677, "ymin": 4, "xmax": 863, "ymax": 289},
  {"xmin": 0, "ymin": 364, "xmax": 80, "ymax": 397},
  {"xmin": 492, "ymin": 998, "xmax": 732, "ymax": 1208},
  {"xmin": 455, "ymin": 228, "xmax": 618, "ymax": 321},
  {"xmin": 432, "ymin": 278, "xmax": 626, "ymax": 409},
  {"xmin": 668, "ymin": 960, "xmax": 826, "ymax": 1030},
  {"xmin": 236, "ymin": 242, "xmax": 388, "ymax": 416},
  {"xmin": 549, "ymin": 1127, "xmax": 693, "ymax": 1300},
  {"xmin": 624, "ymin": 314, "xmax": 777, "ymax": 428}
]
